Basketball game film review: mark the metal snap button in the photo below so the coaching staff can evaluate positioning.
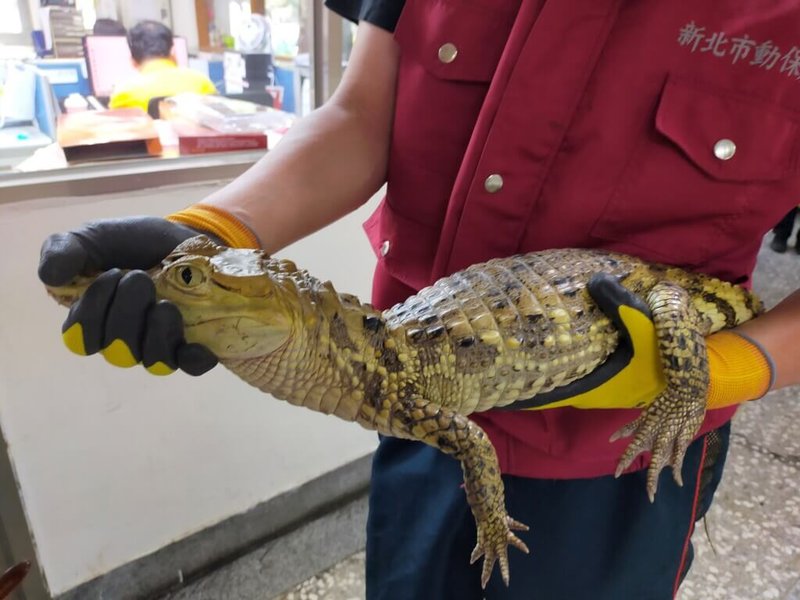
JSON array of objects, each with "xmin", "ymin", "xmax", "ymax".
[
  {"xmin": 713, "ymin": 139, "xmax": 736, "ymax": 161},
  {"xmin": 484, "ymin": 174, "xmax": 504, "ymax": 193},
  {"xmin": 438, "ymin": 43, "xmax": 458, "ymax": 64},
  {"xmin": 380, "ymin": 240, "xmax": 391, "ymax": 256}
]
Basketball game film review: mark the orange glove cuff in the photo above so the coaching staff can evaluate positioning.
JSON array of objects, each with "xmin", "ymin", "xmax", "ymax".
[
  {"xmin": 167, "ymin": 204, "xmax": 260, "ymax": 249},
  {"xmin": 706, "ymin": 331, "xmax": 774, "ymax": 409}
]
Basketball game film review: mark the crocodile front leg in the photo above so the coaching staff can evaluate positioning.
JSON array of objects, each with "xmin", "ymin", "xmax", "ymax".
[
  {"xmin": 613, "ymin": 281, "xmax": 710, "ymax": 501},
  {"xmin": 359, "ymin": 395, "xmax": 529, "ymax": 588}
]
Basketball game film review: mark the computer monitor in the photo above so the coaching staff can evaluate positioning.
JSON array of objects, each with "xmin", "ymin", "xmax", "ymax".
[{"xmin": 82, "ymin": 35, "xmax": 189, "ymax": 101}]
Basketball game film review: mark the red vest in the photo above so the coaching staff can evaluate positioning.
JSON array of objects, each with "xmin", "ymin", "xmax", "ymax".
[{"xmin": 365, "ymin": 0, "xmax": 800, "ymax": 478}]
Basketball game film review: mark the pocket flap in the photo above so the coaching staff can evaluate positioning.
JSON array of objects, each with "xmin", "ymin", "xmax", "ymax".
[
  {"xmin": 655, "ymin": 77, "xmax": 799, "ymax": 182},
  {"xmin": 363, "ymin": 198, "xmax": 439, "ymax": 291},
  {"xmin": 394, "ymin": 0, "xmax": 518, "ymax": 83}
]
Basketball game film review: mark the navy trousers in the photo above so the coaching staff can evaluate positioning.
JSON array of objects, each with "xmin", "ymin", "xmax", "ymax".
[
  {"xmin": 366, "ymin": 423, "xmax": 729, "ymax": 600},
  {"xmin": 772, "ymin": 206, "xmax": 798, "ymax": 243}
]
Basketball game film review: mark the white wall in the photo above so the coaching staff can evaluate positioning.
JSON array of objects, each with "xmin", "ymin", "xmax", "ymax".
[
  {"xmin": 169, "ymin": 0, "xmax": 200, "ymax": 52},
  {"xmin": 0, "ymin": 181, "xmax": 380, "ymax": 594},
  {"xmin": 119, "ymin": 0, "xmax": 173, "ymax": 29},
  {"xmin": 26, "ymin": 0, "xmax": 40, "ymax": 29}
]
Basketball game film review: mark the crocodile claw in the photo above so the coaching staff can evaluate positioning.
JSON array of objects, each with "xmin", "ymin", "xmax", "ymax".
[
  {"xmin": 611, "ymin": 389, "xmax": 705, "ymax": 502},
  {"xmin": 470, "ymin": 514, "xmax": 530, "ymax": 588}
]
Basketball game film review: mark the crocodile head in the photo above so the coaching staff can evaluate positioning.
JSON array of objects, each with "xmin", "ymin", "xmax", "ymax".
[{"xmin": 154, "ymin": 236, "xmax": 299, "ymax": 360}]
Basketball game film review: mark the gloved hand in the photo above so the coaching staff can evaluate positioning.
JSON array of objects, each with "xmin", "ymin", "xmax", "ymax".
[
  {"xmin": 515, "ymin": 273, "xmax": 666, "ymax": 410},
  {"xmin": 514, "ymin": 273, "xmax": 773, "ymax": 411},
  {"xmin": 38, "ymin": 216, "xmax": 218, "ymax": 376}
]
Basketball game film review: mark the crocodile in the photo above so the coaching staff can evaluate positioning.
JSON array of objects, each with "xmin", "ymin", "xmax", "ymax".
[{"xmin": 46, "ymin": 236, "xmax": 763, "ymax": 588}]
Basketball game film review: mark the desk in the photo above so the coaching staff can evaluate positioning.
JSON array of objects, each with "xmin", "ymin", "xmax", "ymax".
[{"xmin": 0, "ymin": 126, "xmax": 52, "ymax": 169}]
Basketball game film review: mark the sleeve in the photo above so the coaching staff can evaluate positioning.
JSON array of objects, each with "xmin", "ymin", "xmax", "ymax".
[
  {"xmin": 108, "ymin": 86, "xmax": 134, "ymax": 110},
  {"xmin": 324, "ymin": 0, "xmax": 405, "ymax": 32},
  {"xmin": 200, "ymin": 76, "xmax": 218, "ymax": 95}
]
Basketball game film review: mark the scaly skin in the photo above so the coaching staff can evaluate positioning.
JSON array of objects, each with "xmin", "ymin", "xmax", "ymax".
[{"xmin": 46, "ymin": 236, "xmax": 763, "ymax": 588}]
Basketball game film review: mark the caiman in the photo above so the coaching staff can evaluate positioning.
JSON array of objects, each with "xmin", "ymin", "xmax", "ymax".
[{"xmin": 46, "ymin": 236, "xmax": 763, "ymax": 588}]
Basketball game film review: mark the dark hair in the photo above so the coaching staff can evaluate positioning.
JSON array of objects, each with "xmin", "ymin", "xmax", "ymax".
[
  {"xmin": 127, "ymin": 20, "xmax": 173, "ymax": 63},
  {"xmin": 93, "ymin": 18, "xmax": 126, "ymax": 36}
]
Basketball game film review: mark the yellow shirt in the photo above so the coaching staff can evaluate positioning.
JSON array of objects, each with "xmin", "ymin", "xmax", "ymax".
[{"xmin": 109, "ymin": 58, "xmax": 217, "ymax": 113}]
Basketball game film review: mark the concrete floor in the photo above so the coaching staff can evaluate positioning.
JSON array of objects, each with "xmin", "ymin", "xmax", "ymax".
[{"xmin": 276, "ymin": 237, "xmax": 800, "ymax": 600}]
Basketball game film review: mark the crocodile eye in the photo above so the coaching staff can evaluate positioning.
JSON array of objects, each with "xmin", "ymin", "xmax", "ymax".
[{"xmin": 177, "ymin": 266, "xmax": 204, "ymax": 287}]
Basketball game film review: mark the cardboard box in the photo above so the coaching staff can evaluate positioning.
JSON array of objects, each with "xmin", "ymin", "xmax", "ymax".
[{"xmin": 57, "ymin": 108, "xmax": 162, "ymax": 163}]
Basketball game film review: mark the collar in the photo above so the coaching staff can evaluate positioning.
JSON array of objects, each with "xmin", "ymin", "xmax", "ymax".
[{"xmin": 139, "ymin": 58, "xmax": 178, "ymax": 73}]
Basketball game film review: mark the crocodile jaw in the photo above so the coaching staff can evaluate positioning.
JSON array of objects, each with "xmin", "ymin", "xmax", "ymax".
[
  {"xmin": 183, "ymin": 315, "xmax": 290, "ymax": 360},
  {"xmin": 152, "ymin": 243, "xmax": 297, "ymax": 360}
]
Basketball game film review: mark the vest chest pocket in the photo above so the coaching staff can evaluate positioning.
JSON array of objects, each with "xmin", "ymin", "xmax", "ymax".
[
  {"xmin": 394, "ymin": 0, "xmax": 520, "ymax": 83},
  {"xmin": 388, "ymin": 0, "xmax": 520, "ymax": 228},
  {"xmin": 590, "ymin": 74, "xmax": 800, "ymax": 269}
]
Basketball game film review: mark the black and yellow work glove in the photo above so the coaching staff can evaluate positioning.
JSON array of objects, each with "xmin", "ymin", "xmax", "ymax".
[
  {"xmin": 38, "ymin": 206, "xmax": 260, "ymax": 376},
  {"xmin": 514, "ymin": 273, "xmax": 773, "ymax": 411}
]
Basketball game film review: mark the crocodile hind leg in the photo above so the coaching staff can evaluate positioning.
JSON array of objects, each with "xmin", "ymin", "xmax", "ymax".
[
  {"xmin": 612, "ymin": 281, "xmax": 711, "ymax": 501},
  {"xmin": 361, "ymin": 394, "xmax": 529, "ymax": 588}
]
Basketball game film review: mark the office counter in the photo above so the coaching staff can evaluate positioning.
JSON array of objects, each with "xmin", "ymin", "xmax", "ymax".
[
  {"xmin": 0, "ymin": 148, "xmax": 264, "ymax": 202},
  {"xmin": 0, "ymin": 94, "xmax": 291, "ymax": 202},
  {"xmin": 0, "ymin": 177, "xmax": 380, "ymax": 597}
]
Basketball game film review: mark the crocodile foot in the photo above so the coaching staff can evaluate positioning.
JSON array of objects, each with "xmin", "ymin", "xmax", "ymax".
[
  {"xmin": 611, "ymin": 388, "xmax": 706, "ymax": 502},
  {"xmin": 470, "ymin": 514, "xmax": 529, "ymax": 588}
]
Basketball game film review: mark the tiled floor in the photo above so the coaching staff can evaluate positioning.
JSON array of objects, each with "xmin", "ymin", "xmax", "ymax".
[
  {"xmin": 277, "ymin": 238, "xmax": 800, "ymax": 600},
  {"xmin": 277, "ymin": 553, "xmax": 365, "ymax": 600}
]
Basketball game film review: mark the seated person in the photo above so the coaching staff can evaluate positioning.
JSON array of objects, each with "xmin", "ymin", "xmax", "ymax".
[
  {"xmin": 109, "ymin": 20, "xmax": 216, "ymax": 113},
  {"xmin": 93, "ymin": 18, "xmax": 126, "ymax": 36}
]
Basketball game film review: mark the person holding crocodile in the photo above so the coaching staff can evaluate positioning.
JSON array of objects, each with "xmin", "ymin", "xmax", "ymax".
[{"xmin": 37, "ymin": 3, "xmax": 800, "ymax": 599}]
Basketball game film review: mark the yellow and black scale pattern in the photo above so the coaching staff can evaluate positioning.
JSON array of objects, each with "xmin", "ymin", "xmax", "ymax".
[{"xmin": 48, "ymin": 241, "xmax": 763, "ymax": 589}]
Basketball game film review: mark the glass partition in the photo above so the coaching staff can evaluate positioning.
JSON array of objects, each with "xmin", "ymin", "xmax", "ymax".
[{"xmin": 0, "ymin": 0, "xmax": 348, "ymax": 192}]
